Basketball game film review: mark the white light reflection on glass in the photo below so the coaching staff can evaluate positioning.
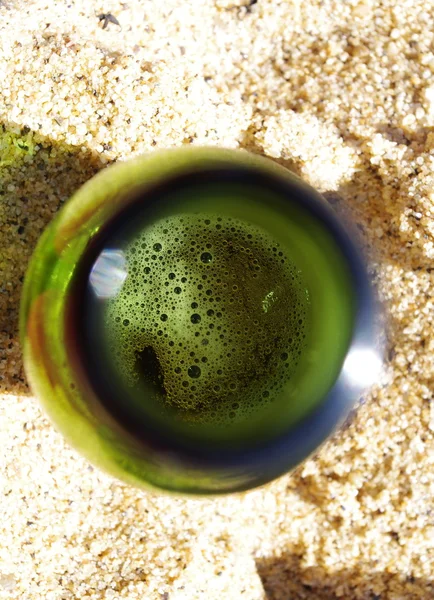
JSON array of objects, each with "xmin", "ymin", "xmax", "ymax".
[
  {"xmin": 89, "ymin": 249, "xmax": 128, "ymax": 299},
  {"xmin": 342, "ymin": 346, "xmax": 383, "ymax": 389}
]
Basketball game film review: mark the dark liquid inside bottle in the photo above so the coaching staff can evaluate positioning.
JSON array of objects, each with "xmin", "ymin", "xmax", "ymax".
[{"xmin": 71, "ymin": 167, "xmax": 351, "ymax": 449}]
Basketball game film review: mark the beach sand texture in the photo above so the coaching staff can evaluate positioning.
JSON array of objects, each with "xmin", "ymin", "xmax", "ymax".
[{"xmin": 1, "ymin": 1, "xmax": 434, "ymax": 598}]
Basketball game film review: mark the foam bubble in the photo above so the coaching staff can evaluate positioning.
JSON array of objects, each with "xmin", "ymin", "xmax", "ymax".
[{"xmin": 104, "ymin": 214, "xmax": 309, "ymax": 426}]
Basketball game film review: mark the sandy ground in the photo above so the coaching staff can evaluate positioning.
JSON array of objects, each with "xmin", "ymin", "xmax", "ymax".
[{"xmin": 1, "ymin": 0, "xmax": 434, "ymax": 598}]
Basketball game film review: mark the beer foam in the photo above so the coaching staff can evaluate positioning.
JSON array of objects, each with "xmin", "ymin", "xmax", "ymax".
[{"xmin": 104, "ymin": 214, "xmax": 309, "ymax": 426}]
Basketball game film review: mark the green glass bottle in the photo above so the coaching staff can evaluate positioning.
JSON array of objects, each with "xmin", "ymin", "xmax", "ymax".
[{"xmin": 20, "ymin": 147, "xmax": 381, "ymax": 494}]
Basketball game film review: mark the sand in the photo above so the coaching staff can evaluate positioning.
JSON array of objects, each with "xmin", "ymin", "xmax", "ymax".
[{"xmin": 1, "ymin": 0, "xmax": 434, "ymax": 598}]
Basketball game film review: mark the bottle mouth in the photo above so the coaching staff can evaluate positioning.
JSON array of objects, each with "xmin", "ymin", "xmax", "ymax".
[{"xmin": 66, "ymin": 159, "xmax": 380, "ymax": 493}]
